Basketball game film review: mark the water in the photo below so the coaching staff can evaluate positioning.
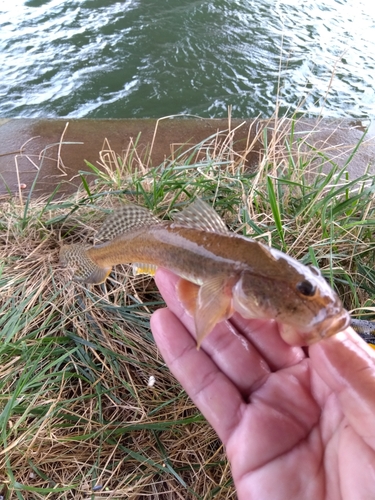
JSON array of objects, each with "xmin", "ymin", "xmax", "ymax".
[{"xmin": 0, "ymin": 0, "xmax": 374, "ymax": 119}]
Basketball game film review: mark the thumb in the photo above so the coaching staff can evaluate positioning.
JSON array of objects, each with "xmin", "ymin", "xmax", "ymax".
[{"xmin": 309, "ymin": 328, "xmax": 375, "ymax": 449}]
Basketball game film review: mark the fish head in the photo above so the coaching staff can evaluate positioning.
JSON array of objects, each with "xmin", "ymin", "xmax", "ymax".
[{"xmin": 232, "ymin": 264, "xmax": 350, "ymax": 346}]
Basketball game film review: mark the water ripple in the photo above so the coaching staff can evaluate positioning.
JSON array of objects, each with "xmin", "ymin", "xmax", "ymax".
[{"xmin": 0, "ymin": 0, "xmax": 374, "ymax": 118}]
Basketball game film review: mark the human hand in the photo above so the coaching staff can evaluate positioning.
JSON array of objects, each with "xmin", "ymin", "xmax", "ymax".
[{"xmin": 150, "ymin": 269, "xmax": 375, "ymax": 500}]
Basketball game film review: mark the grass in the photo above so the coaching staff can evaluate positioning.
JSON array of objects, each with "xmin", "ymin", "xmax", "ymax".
[{"xmin": 1, "ymin": 114, "xmax": 375, "ymax": 499}]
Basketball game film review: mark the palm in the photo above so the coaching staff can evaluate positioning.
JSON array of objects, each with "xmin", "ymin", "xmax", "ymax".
[
  {"xmin": 223, "ymin": 353, "xmax": 359, "ymax": 500},
  {"xmin": 151, "ymin": 270, "xmax": 375, "ymax": 500}
]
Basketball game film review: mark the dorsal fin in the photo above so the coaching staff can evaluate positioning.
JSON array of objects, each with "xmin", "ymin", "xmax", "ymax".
[
  {"xmin": 172, "ymin": 198, "xmax": 229, "ymax": 234},
  {"xmin": 95, "ymin": 205, "xmax": 161, "ymax": 242}
]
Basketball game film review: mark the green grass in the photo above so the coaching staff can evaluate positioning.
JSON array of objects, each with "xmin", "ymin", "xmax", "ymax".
[{"xmin": 1, "ymin": 116, "xmax": 375, "ymax": 498}]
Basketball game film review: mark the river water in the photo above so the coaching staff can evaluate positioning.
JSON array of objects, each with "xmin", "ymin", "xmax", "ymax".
[{"xmin": 1, "ymin": 0, "xmax": 374, "ymax": 119}]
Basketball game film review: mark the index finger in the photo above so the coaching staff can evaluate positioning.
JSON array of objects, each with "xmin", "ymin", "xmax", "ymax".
[{"xmin": 151, "ymin": 307, "xmax": 245, "ymax": 444}]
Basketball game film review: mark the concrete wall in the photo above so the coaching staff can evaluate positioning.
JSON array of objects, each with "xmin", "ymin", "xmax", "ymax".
[{"xmin": 0, "ymin": 117, "xmax": 373, "ymax": 198}]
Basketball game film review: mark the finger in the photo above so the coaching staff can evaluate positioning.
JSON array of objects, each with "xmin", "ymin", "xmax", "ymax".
[
  {"xmin": 151, "ymin": 306, "xmax": 244, "ymax": 444},
  {"xmin": 309, "ymin": 327, "xmax": 375, "ymax": 450},
  {"xmin": 155, "ymin": 268, "xmax": 195, "ymax": 338},
  {"xmin": 154, "ymin": 269, "xmax": 272, "ymax": 396},
  {"xmin": 230, "ymin": 315, "xmax": 305, "ymax": 371}
]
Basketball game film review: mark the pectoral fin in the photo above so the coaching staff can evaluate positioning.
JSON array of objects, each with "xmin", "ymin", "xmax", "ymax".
[
  {"xmin": 177, "ymin": 276, "xmax": 234, "ymax": 349},
  {"xmin": 177, "ymin": 278, "xmax": 200, "ymax": 316}
]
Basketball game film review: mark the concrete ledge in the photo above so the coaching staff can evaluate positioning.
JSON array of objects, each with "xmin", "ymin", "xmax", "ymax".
[{"xmin": 0, "ymin": 117, "xmax": 374, "ymax": 197}]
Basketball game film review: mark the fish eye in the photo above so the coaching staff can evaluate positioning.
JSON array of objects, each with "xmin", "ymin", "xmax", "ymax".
[{"xmin": 296, "ymin": 280, "xmax": 316, "ymax": 297}]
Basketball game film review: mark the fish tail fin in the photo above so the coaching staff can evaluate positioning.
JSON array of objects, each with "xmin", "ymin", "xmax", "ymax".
[
  {"xmin": 96, "ymin": 204, "xmax": 161, "ymax": 242},
  {"xmin": 59, "ymin": 244, "xmax": 112, "ymax": 284}
]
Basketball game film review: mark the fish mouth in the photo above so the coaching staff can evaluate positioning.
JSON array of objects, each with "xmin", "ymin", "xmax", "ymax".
[
  {"xmin": 280, "ymin": 309, "xmax": 351, "ymax": 346},
  {"xmin": 317, "ymin": 310, "xmax": 351, "ymax": 339}
]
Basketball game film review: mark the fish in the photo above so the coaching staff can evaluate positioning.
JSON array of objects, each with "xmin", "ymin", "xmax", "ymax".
[
  {"xmin": 59, "ymin": 198, "xmax": 350, "ymax": 347},
  {"xmin": 350, "ymin": 318, "xmax": 375, "ymax": 349}
]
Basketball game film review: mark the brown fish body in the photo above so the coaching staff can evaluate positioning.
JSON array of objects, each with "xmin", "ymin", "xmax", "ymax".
[
  {"xmin": 87, "ymin": 223, "xmax": 296, "ymax": 281},
  {"xmin": 60, "ymin": 199, "xmax": 350, "ymax": 347}
]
